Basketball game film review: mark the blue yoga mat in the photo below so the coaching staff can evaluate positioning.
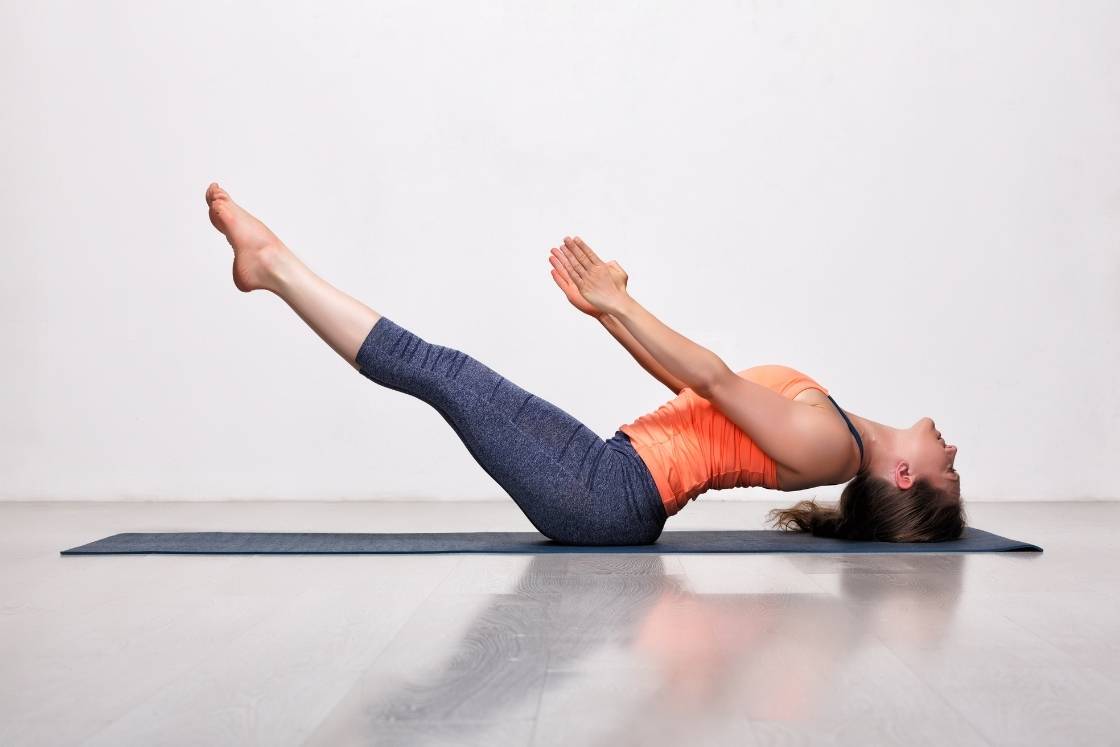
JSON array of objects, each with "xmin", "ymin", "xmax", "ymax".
[{"xmin": 60, "ymin": 526, "xmax": 1040, "ymax": 555}]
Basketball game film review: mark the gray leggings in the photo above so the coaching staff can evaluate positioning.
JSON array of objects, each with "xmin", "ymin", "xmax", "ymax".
[{"xmin": 355, "ymin": 316, "xmax": 668, "ymax": 545}]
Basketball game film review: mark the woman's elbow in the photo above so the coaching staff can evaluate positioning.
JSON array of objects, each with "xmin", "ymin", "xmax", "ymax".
[{"xmin": 694, "ymin": 364, "xmax": 734, "ymax": 400}]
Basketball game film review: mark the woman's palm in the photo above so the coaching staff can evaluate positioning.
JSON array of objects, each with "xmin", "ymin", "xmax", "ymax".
[{"xmin": 550, "ymin": 257, "xmax": 600, "ymax": 317}]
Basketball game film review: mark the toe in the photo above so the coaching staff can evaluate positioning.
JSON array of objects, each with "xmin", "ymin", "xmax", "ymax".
[{"xmin": 205, "ymin": 182, "xmax": 228, "ymax": 204}]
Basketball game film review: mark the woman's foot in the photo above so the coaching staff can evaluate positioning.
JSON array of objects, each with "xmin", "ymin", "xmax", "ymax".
[{"xmin": 205, "ymin": 182, "xmax": 290, "ymax": 292}]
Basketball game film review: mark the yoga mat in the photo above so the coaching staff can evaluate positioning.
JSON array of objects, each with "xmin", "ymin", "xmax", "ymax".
[{"xmin": 61, "ymin": 526, "xmax": 1040, "ymax": 555}]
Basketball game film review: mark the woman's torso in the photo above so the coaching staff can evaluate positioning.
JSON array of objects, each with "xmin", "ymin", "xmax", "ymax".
[{"xmin": 619, "ymin": 365, "xmax": 860, "ymax": 516}]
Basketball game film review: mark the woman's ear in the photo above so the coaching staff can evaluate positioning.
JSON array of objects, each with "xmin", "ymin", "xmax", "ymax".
[{"xmin": 891, "ymin": 460, "xmax": 915, "ymax": 489}]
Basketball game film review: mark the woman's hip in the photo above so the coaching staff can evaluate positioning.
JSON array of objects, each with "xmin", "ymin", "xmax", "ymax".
[{"xmin": 562, "ymin": 431, "xmax": 667, "ymax": 545}]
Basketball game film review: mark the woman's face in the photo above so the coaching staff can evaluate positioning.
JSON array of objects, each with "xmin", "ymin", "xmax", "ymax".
[{"xmin": 903, "ymin": 417, "xmax": 960, "ymax": 495}]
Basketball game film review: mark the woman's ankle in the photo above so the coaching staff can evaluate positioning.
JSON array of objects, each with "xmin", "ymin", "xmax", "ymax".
[{"xmin": 257, "ymin": 243, "xmax": 302, "ymax": 294}]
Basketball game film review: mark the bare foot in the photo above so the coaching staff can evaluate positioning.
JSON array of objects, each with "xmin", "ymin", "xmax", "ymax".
[{"xmin": 205, "ymin": 182, "xmax": 290, "ymax": 292}]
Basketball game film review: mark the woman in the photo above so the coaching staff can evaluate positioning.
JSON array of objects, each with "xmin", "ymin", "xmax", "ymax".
[{"xmin": 204, "ymin": 183, "xmax": 964, "ymax": 546}]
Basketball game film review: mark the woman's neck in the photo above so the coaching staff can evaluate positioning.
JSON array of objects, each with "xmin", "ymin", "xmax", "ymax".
[{"xmin": 843, "ymin": 412, "xmax": 900, "ymax": 475}]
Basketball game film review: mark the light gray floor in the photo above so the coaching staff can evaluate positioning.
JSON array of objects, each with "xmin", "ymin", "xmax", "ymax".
[{"xmin": 1, "ymin": 500, "xmax": 1117, "ymax": 746}]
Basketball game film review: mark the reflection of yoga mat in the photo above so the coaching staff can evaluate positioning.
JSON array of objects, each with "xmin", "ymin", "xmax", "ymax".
[{"xmin": 61, "ymin": 527, "xmax": 1040, "ymax": 555}]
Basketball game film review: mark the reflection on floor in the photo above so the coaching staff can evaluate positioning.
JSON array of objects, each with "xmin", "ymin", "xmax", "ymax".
[{"xmin": 1, "ymin": 500, "xmax": 1117, "ymax": 746}]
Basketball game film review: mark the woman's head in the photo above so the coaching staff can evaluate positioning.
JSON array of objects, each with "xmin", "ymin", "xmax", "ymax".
[
  {"xmin": 770, "ymin": 415, "xmax": 965, "ymax": 542},
  {"xmin": 892, "ymin": 416, "xmax": 960, "ymax": 497}
]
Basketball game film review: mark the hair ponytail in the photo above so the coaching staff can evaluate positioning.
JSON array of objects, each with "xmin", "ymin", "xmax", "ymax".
[{"xmin": 769, "ymin": 499, "xmax": 845, "ymax": 536}]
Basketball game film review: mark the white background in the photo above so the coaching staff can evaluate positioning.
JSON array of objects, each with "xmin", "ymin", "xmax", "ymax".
[{"xmin": 2, "ymin": 0, "xmax": 1117, "ymax": 501}]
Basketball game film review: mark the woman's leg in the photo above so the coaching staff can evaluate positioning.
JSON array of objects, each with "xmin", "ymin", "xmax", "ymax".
[
  {"xmin": 353, "ymin": 315, "xmax": 668, "ymax": 544},
  {"xmin": 205, "ymin": 183, "xmax": 380, "ymax": 369},
  {"xmin": 204, "ymin": 183, "xmax": 667, "ymax": 544}
]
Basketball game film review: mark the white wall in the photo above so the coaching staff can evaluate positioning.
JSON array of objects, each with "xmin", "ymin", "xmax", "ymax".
[{"xmin": 2, "ymin": 0, "xmax": 1117, "ymax": 502}]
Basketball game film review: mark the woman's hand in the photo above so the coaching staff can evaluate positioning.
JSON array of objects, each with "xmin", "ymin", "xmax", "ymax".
[
  {"xmin": 550, "ymin": 236, "xmax": 632, "ymax": 317},
  {"xmin": 549, "ymin": 244, "xmax": 602, "ymax": 319}
]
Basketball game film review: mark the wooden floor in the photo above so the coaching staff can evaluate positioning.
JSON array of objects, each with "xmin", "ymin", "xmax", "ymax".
[{"xmin": 1, "ymin": 500, "xmax": 1117, "ymax": 746}]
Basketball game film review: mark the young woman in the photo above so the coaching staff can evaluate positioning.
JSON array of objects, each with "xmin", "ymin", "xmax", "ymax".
[{"xmin": 204, "ymin": 183, "xmax": 964, "ymax": 546}]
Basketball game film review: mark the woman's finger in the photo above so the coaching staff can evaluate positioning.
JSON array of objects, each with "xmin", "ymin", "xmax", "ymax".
[
  {"xmin": 548, "ymin": 254, "xmax": 575, "ymax": 287},
  {"xmin": 553, "ymin": 245, "xmax": 584, "ymax": 281},
  {"xmin": 550, "ymin": 247, "xmax": 577, "ymax": 281},
  {"xmin": 557, "ymin": 244, "xmax": 586, "ymax": 280},
  {"xmin": 573, "ymin": 236, "xmax": 604, "ymax": 265},
  {"xmin": 564, "ymin": 236, "xmax": 598, "ymax": 269}
]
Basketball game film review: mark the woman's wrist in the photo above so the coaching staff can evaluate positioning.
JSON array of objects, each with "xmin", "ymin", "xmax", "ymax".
[{"xmin": 604, "ymin": 294, "xmax": 638, "ymax": 319}]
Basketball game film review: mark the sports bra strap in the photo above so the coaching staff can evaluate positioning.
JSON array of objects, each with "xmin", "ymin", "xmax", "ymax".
[{"xmin": 826, "ymin": 395, "xmax": 864, "ymax": 467}]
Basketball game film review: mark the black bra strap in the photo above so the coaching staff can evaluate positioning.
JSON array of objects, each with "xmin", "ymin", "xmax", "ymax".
[{"xmin": 827, "ymin": 395, "xmax": 864, "ymax": 466}]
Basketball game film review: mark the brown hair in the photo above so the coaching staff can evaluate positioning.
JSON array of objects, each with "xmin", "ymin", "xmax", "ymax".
[{"xmin": 769, "ymin": 471, "xmax": 965, "ymax": 542}]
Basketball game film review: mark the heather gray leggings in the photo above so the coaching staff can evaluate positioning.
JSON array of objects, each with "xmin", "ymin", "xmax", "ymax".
[{"xmin": 355, "ymin": 316, "xmax": 668, "ymax": 545}]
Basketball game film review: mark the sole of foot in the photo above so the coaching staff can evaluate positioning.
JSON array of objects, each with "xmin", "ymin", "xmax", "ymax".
[{"xmin": 204, "ymin": 182, "xmax": 289, "ymax": 293}]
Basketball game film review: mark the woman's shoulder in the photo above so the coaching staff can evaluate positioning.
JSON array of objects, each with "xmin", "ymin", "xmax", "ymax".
[
  {"xmin": 738, "ymin": 364, "xmax": 805, "ymax": 380},
  {"xmin": 737, "ymin": 364, "xmax": 829, "ymax": 398}
]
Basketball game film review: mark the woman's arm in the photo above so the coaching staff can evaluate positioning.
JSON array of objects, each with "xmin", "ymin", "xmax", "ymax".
[
  {"xmin": 554, "ymin": 237, "xmax": 831, "ymax": 473},
  {"xmin": 552, "ymin": 237, "xmax": 729, "ymax": 396},
  {"xmin": 550, "ymin": 250, "xmax": 686, "ymax": 395},
  {"xmin": 597, "ymin": 312, "xmax": 688, "ymax": 395},
  {"xmin": 607, "ymin": 295, "xmax": 730, "ymax": 398},
  {"xmin": 611, "ymin": 295, "xmax": 843, "ymax": 477}
]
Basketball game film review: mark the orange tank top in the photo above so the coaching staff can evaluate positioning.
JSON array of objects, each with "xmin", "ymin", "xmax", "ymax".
[{"xmin": 619, "ymin": 365, "xmax": 830, "ymax": 517}]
